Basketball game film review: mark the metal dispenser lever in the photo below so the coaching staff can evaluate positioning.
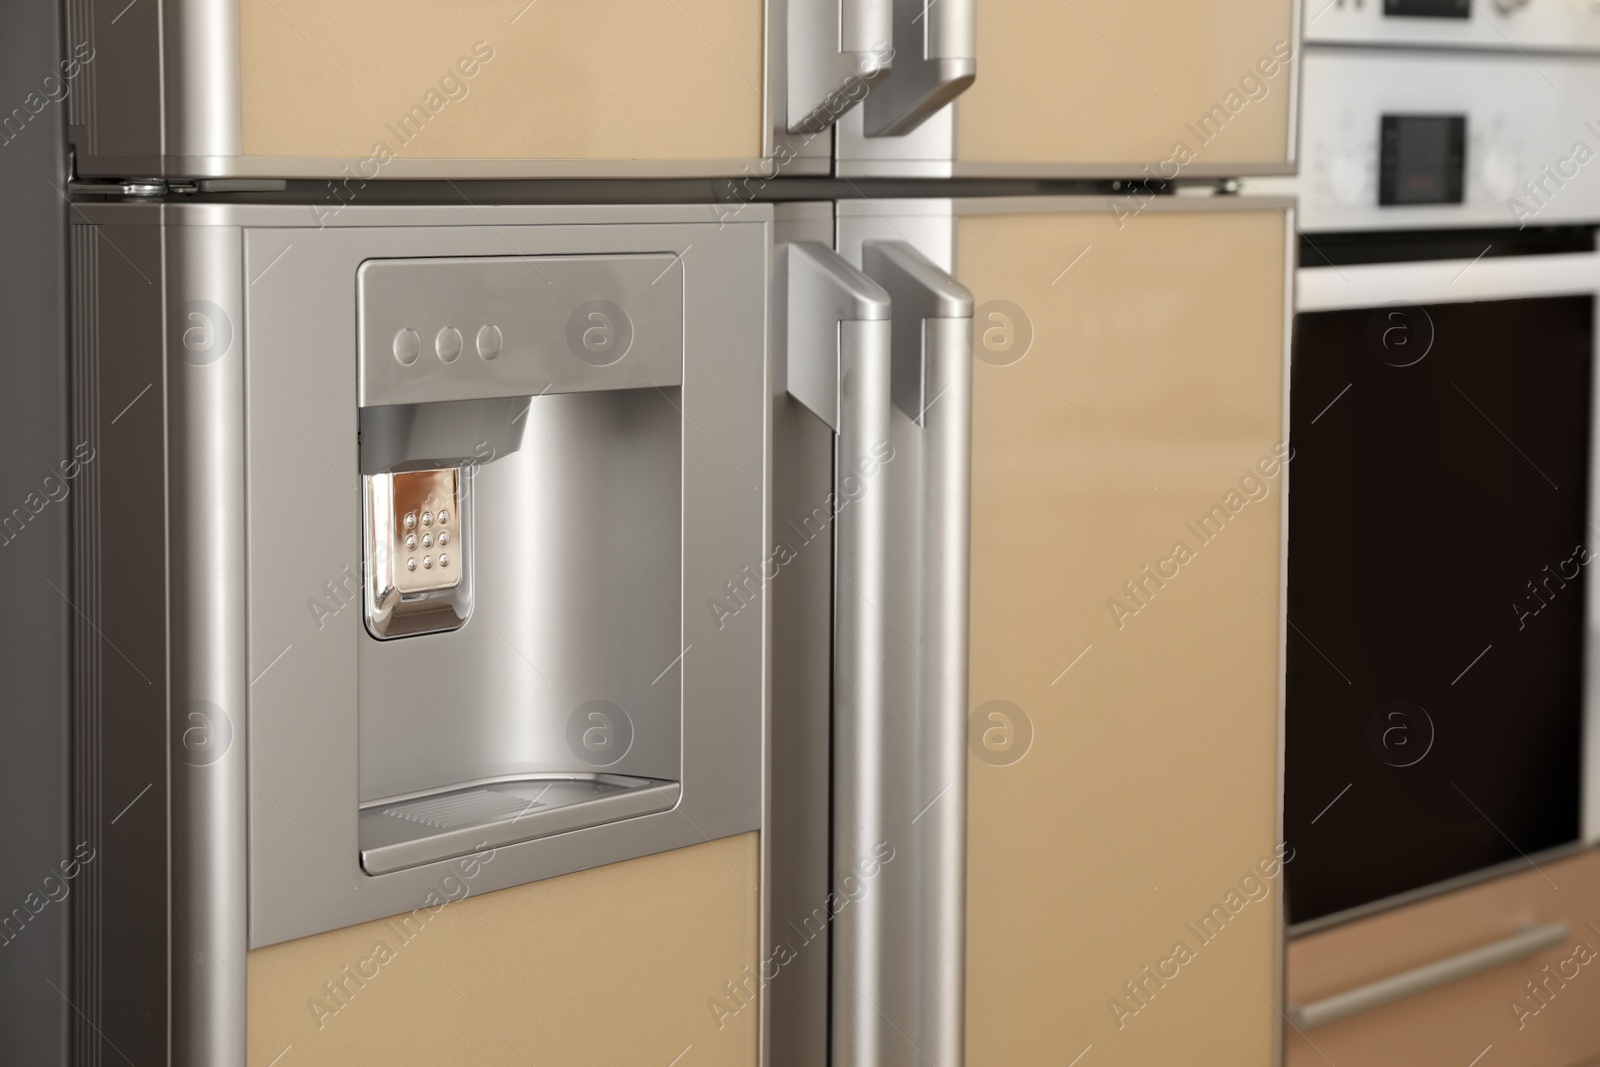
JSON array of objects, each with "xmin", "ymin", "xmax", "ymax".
[{"xmin": 863, "ymin": 0, "xmax": 977, "ymax": 137}]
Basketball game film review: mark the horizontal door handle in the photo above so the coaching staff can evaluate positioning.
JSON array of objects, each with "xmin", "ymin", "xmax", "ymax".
[{"xmin": 1289, "ymin": 921, "xmax": 1571, "ymax": 1031}]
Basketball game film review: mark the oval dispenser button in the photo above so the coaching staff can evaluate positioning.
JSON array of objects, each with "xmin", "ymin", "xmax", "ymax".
[
  {"xmin": 476, "ymin": 324, "xmax": 503, "ymax": 361},
  {"xmin": 393, "ymin": 328, "xmax": 421, "ymax": 366},
  {"xmin": 436, "ymin": 326, "xmax": 463, "ymax": 363}
]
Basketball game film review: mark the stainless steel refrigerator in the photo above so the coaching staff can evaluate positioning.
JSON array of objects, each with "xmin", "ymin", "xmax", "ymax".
[{"xmin": 1, "ymin": 0, "xmax": 1299, "ymax": 1063}]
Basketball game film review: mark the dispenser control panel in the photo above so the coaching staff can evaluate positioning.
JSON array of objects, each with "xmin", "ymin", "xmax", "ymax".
[
  {"xmin": 363, "ymin": 466, "xmax": 472, "ymax": 638},
  {"xmin": 387, "ymin": 469, "xmax": 462, "ymax": 595}
]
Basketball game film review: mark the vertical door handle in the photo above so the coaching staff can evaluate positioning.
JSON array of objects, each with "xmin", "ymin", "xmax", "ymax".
[
  {"xmin": 788, "ymin": 0, "xmax": 894, "ymax": 134},
  {"xmin": 863, "ymin": 0, "xmax": 977, "ymax": 137},
  {"xmin": 862, "ymin": 240, "xmax": 974, "ymax": 1066},
  {"xmin": 781, "ymin": 241, "xmax": 896, "ymax": 1067}
]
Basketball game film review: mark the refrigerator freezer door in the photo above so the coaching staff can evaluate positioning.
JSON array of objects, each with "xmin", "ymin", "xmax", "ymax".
[
  {"xmin": 956, "ymin": 199, "xmax": 1288, "ymax": 1064},
  {"xmin": 69, "ymin": 0, "xmax": 810, "ymax": 178},
  {"xmin": 837, "ymin": 0, "xmax": 1298, "ymax": 177},
  {"xmin": 66, "ymin": 202, "xmax": 772, "ymax": 1067}
]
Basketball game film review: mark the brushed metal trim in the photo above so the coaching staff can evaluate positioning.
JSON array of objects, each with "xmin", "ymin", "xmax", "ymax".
[
  {"xmin": 765, "ymin": 203, "xmax": 839, "ymax": 1067},
  {"xmin": 69, "ymin": 216, "xmax": 173, "ymax": 1065},
  {"xmin": 68, "ymin": 225, "xmax": 102, "ymax": 1067},
  {"xmin": 165, "ymin": 221, "xmax": 248, "ymax": 1066},
  {"xmin": 77, "ymin": 154, "xmax": 784, "ymax": 180},
  {"xmin": 836, "ymin": 194, "xmax": 1299, "ymax": 218},
  {"xmin": 1288, "ymin": 922, "xmax": 1571, "ymax": 1031},
  {"xmin": 835, "ymin": 160, "xmax": 1301, "ymax": 178},
  {"xmin": 834, "ymin": 158, "xmax": 955, "ymax": 178},
  {"xmin": 67, "ymin": 201, "xmax": 774, "ymax": 228}
]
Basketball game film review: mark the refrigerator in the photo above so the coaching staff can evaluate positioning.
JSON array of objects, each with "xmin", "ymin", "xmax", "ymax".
[{"xmin": 0, "ymin": 0, "xmax": 1298, "ymax": 1064}]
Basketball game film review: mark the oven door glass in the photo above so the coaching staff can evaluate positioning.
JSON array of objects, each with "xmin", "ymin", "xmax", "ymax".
[{"xmin": 1287, "ymin": 294, "xmax": 1592, "ymax": 926}]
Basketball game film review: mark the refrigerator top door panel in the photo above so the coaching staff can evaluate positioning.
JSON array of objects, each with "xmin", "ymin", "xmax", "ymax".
[
  {"xmin": 69, "ymin": 0, "xmax": 817, "ymax": 178},
  {"xmin": 839, "ymin": 195, "xmax": 1292, "ymax": 1066},
  {"xmin": 836, "ymin": 0, "xmax": 1299, "ymax": 178}
]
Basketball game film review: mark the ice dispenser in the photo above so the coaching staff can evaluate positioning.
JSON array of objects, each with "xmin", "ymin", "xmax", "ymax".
[
  {"xmin": 351, "ymin": 254, "xmax": 693, "ymax": 876},
  {"xmin": 230, "ymin": 210, "xmax": 770, "ymax": 950}
]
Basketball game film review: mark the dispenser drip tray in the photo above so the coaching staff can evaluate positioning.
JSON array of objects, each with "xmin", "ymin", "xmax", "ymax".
[{"xmin": 358, "ymin": 774, "xmax": 681, "ymax": 876}]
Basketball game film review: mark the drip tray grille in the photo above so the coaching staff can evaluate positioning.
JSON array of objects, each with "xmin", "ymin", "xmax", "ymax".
[{"xmin": 358, "ymin": 774, "xmax": 680, "ymax": 876}]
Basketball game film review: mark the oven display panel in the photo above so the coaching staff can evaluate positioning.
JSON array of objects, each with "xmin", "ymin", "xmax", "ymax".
[{"xmin": 1380, "ymin": 115, "xmax": 1468, "ymax": 207}]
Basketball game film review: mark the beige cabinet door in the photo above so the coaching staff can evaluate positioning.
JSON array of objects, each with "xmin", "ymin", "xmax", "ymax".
[
  {"xmin": 955, "ymin": 0, "xmax": 1296, "ymax": 174},
  {"xmin": 959, "ymin": 201, "xmax": 1289, "ymax": 1065}
]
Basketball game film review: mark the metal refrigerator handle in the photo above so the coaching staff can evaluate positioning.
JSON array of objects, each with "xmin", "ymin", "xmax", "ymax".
[
  {"xmin": 863, "ymin": 0, "xmax": 977, "ymax": 137},
  {"xmin": 788, "ymin": 0, "xmax": 894, "ymax": 134},
  {"xmin": 782, "ymin": 242, "xmax": 895, "ymax": 1067},
  {"xmin": 1288, "ymin": 921, "xmax": 1571, "ymax": 1031},
  {"xmin": 862, "ymin": 240, "xmax": 974, "ymax": 1067}
]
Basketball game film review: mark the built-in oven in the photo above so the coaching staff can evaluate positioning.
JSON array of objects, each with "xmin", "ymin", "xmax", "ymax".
[
  {"xmin": 1285, "ymin": 225, "xmax": 1600, "ymax": 928},
  {"xmin": 1281, "ymin": 10, "xmax": 1600, "ymax": 931}
]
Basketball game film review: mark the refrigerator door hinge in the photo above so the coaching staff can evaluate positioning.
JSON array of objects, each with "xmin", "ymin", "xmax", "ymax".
[
  {"xmin": 65, "ymin": 153, "xmax": 286, "ymax": 198},
  {"xmin": 66, "ymin": 177, "xmax": 288, "ymax": 198},
  {"xmin": 67, "ymin": 177, "xmax": 168, "ymax": 198}
]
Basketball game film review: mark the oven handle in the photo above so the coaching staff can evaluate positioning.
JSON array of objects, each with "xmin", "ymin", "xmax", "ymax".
[
  {"xmin": 863, "ymin": 0, "xmax": 977, "ymax": 137},
  {"xmin": 1298, "ymin": 251, "xmax": 1600, "ymax": 313},
  {"xmin": 1288, "ymin": 921, "xmax": 1571, "ymax": 1031}
]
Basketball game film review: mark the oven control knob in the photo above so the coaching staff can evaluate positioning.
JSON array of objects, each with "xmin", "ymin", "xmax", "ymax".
[{"xmin": 1331, "ymin": 150, "xmax": 1367, "ymax": 206}]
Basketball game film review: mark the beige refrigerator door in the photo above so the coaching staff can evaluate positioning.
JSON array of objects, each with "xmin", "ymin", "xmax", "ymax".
[
  {"xmin": 70, "ymin": 0, "xmax": 779, "ymax": 178},
  {"xmin": 959, "ymin": 201, "xmax": 1290, "ymax": 1064},
  {"xmin": 246, "ymin": 834, "xmax": 760, "ymax": 1066},
  {"xmin": 836, "ymin": 0, "xmax": 1297, "ymax": 177},
  {"xmin": 240, "ymin": 0, "xmax": 763, "ymax": 162},
  {"xmin": 958, "ymin": 0, "xmax": 1295, "ymax": 173}
]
